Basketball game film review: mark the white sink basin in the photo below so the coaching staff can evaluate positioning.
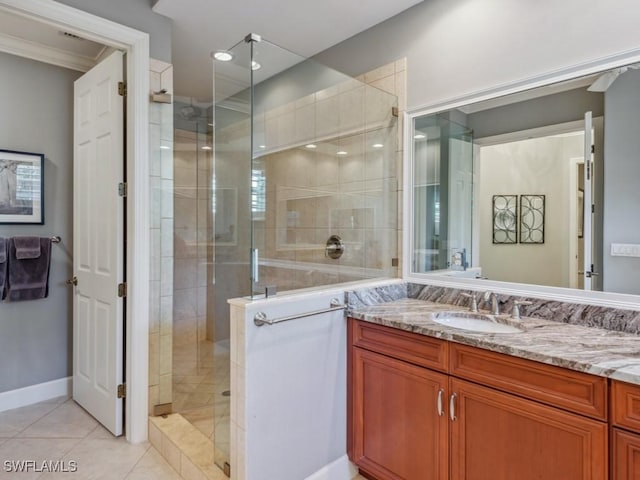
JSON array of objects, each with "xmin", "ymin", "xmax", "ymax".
[{"xmin": 431, "ymin": 312, "xmax": 523, "ymax": 334}]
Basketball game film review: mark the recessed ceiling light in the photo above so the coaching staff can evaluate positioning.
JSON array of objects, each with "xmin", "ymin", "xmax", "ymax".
[
  {"xmin": 251, "ymin": 61, "xmax": 261, "ymax": 71},
  {"xmin": 305, "ymin": 144, "xmax": 317, "ymax": 149},
  {"xmin": 212, "ymin": 51, "xmax": 234, "ymax": 62},
  {"xmin": 202, "ymin": 146, "xmax": 212, "ymax": 151},
  {"xmin": 160, "ymin": 145, "xmax": 171, "ymax": 150},
  {"xmin": 414, "ymin": 133, "xmax": 426, "ymax": 139},
  {"xmin": 372, "ymin": 143, "xmax": 384, "ymax": 149},
  {"xmin": 336, "ymin": 150, "xmax": 348, "ymax": 156}
]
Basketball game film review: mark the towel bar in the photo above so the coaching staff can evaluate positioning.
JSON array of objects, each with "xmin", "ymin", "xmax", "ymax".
[{"xmin": 254, "ymin": 298, "xmax": 346, "ymax": 327}]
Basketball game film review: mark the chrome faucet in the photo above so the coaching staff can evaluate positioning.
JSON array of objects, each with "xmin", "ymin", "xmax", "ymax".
[
  {"xmin": 460, "ymin": 291, "xmax": 482, "ymax": 312},
  {"xmin": 511, "ymin": 300, "xmax": 533, "ymax": 320},
  {"xmin": 483, "ymin": 291, "xmax": 501, "ymax": 315}
]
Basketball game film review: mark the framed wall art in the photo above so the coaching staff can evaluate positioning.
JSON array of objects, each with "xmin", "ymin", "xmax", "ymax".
[
  {"xmin": 520, "ymin": 194, "xmax": 545, "ymax": 244},
  {"xmin": 492, "ymin": 194, "xmax": 517, "ymax": 244},
  {"xmin": 0, "ymin": 149, "xmax": 44, "ymax": 225}
]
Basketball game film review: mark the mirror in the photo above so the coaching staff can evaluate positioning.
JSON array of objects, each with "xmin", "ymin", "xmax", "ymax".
[{"xmin": 410, "ymin": 61, "xmax": 640, "ymax": 296}]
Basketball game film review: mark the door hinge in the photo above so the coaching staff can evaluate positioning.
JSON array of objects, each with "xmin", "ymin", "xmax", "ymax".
[
  {"xmin": 118, "ymin": 182, "xmax": 127, "ymax": 197},
  {"xmin": 118, "ymin": 283, "xmax": 127, "ymax": 298},
  {"xmin": 591, "ymin": 204, "xmax": 595, "ymax": 213},
  {"xmin": 118, "ymin": 81, "xmax": 127, "ymax": 97},
  {"xmin": 591, "ymin": 144, "xmax": 595, "ymax": 154},
  {"xmin": 391, "ymin": 106, "xmax": 399, "ymax": 117},
  {"xmin": 117, "ymin": 383, "xmax": 126, "ymax": 399}
]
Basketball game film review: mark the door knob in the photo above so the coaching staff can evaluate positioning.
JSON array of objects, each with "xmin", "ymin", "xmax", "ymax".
[{"xmin": 66, "ymin": 276, "xmax": 78, "ymax": 286}]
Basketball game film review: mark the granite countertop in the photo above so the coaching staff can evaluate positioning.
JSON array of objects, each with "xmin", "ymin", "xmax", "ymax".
[{"xmin": 348, "ymin": 298, "xmax": 640, "ymax": 385}]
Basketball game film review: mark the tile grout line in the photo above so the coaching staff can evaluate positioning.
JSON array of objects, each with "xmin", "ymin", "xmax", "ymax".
[
  {"xmin": 122, "ymin": 443, "xmax": 152, "ymax": 479},
  {"xmin": 9, "ymin": 397, "xmax": 69, "ymax": 439}
]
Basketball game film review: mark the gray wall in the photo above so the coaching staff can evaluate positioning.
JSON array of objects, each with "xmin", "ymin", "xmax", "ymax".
[
  {"xmin": 314, "ymin": 0, "xmax": 640, "ymax": 111},
  {"xmin": 56, "ymin": 0, "xmax": 172, "ymax": 62},
  {"xmin": 467, "ymin": 89, "xmax": 603, "ymax": 139},
  {"xmin": 0, "ymin": 52, "xmax": 81, "ymax": 392},
  {"xmin": 603, "ymin": 69, "xmax": 640, "ymax": 295}
]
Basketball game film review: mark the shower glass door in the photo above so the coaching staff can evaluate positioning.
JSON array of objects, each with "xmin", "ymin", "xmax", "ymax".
[{"xmin": 212, "ymin": 38, "xmax": 252, "ymax": 473}]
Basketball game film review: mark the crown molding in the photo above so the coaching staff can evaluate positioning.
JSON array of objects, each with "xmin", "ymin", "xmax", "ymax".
[{"xmin": 0, "ymin": 31, "xmax": 96, "ymax": 71}]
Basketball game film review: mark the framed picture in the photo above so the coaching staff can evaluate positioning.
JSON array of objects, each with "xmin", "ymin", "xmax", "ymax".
[
  {"xmin": 0, "ymin": 149, "xmax": 44, "ymax": 224},
  {"xmin": 492, "ymin": 195, "xmax": 518, "ymax": 244},
  {"xmin": 520, "ymin": 194, "xmax": 545, "ymax": 244}
]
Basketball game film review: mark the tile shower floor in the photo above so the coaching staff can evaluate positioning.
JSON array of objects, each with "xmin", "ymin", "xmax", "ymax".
[
  {"xmin": 172, "ymin": 339, "xmax": 230, "ymax": 460},
  {"xmin": 0, "ymin": 397, "xmax": 180, "ymax": 479}
]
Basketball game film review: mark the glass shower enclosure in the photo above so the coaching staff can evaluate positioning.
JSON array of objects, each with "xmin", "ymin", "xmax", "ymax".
[
  {"xmin": 212, "ymin": 34, "xmax": 398, "ymax": 472},
  {"xmin": 412, "ymin": 114, "xmax": 474, "ymax": 273}
]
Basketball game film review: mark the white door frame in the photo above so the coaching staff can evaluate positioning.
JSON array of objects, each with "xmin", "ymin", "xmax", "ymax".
[
  {"xmin": 0, "ymin": 0, "xmax": 150, "ymax": 443},
  {"xmin": 568, "ymin": 156, "xmax": 583, "ymax": 289}
]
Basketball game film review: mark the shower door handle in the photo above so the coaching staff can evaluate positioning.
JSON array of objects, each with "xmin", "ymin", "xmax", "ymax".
[{"xmin": 251, "ymin": 248, "xmax": 259, "ymax": 283}]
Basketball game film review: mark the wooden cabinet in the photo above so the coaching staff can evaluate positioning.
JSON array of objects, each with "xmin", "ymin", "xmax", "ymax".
[
  {"xmin": 351, "ymin": 347, "xmax": 448, "ymax": 480},
  {"xmin": 612, "ymin": 428, "xmax": 640, "ymax": 480},
  {"xmin": 348, "ymin": 319, "xmax": 609, "ymax": 480},
  {"xmin": 450, "ymin": 378, "xmax": 607, "ymax": 480},
  {"xmin": 612, "ymin": 381, "xmax": 640, "ymax": 432},
  {"xmin": 450, "ymin": 343, "xmax": 607, "ymax": 420},
  {"xmin": 612, "ymin": 381, "xmax": 640, "ymax": 479}
]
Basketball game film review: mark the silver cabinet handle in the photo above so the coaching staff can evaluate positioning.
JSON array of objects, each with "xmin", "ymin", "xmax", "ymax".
[
  {"xmin": 449, "ymin": 393, "xmax": 457, "ymax": 421},
  {"xmin": 437, "ymin": 389, "xmax": 444, "ymax": 417}
]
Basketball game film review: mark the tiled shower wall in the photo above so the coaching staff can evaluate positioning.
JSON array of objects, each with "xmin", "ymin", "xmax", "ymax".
[
  {"xmin": 215, "ymin": 59, "xmax": 407, "ymax": 294},
  {"xmin": 148, "ymin": 59, "xmax": 174, "ymax": 412},
  {"xmin": 173, "ymin": 129, "xmax": 212, "ymax": 349}
]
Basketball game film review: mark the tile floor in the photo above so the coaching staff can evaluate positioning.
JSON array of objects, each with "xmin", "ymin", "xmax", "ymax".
[
  {"xmin": 0, "ymin": 397, "xmax": 180, "ymax": 479},
  {"xmin": 0, "ymin": 396, "xmax": 368, "ymax": 479}
]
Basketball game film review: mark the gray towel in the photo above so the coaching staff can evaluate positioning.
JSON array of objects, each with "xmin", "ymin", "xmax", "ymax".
[
  {"xmin": 0, "ymin": 237, "xmax": 7, "ymax": 300},
  {"xmin": 13, "ymin": 236, "xmax": 41, "ymax": 259},
  {"xmin": 7, "ymin": 237, "xmax": 52, "ymax": 301}
]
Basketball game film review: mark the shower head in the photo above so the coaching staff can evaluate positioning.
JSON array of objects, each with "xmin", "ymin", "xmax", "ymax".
[{"xmin": 179, "ymin": 105, "xmax": 202, "ymax": 120}]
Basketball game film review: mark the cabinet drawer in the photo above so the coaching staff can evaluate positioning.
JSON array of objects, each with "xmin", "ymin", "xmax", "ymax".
[
  {"xmin": 612, "ymin": 380, "xmax": 640, "ymax": 432},
  {"xmin": 450, "ymin": 344, "xmax": 607, "ymax": 420},
  {"xmin": 350, "ymin": 319, "xmax": 448, "ymax": 372}
]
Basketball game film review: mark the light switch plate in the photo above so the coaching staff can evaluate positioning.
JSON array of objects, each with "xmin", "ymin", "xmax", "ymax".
[{"xmin": 611, "ymin": 243, "xmax": 640, "ymax": 257}]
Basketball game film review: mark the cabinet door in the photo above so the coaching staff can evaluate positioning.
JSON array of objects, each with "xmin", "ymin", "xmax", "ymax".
[
  {"xmin": 449, "ymin": 378, "xmax": 607, "ymax": 480},
  {"xmin": 613, "ymin": 428, "xmax": 640, "ymax": 480},
  {"xmin": 352, "ymin": 347, "xmax": 448, "ymax": 480}
]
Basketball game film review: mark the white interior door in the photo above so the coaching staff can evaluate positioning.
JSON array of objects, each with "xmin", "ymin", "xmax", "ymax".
[
  {"xmin": 73, "ymin": 51, "xmax": 125, "ymax": 436},
  {"xmin": 583, "ymin": 111, "xmax": 595, "ymax": 290}
]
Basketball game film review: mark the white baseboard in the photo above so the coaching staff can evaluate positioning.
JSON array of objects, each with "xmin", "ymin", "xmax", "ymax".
[
  {"xmin": 0, "ymin": 377, "xmax": 72, "ymax": 413},
  {"xmin": 305, "ymin": 455, "xmax": 359, "ymax": 480}
]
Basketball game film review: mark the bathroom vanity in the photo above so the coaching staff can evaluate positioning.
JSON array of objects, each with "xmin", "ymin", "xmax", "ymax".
[{"xmin": 346, "ymin": 292, "xmax": 640, "ymax": 480}]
